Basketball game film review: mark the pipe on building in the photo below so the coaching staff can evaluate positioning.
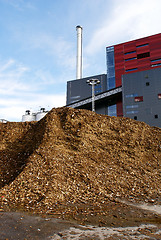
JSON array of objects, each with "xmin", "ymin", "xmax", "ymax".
[{"xmin": 76, "ymin": 25, "xmax": 83, "ymax": 79}]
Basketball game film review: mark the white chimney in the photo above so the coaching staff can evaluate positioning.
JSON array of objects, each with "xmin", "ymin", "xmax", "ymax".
[{"xmin": 76, "ymin": 25, "xmax": 83, "ymax": 79}]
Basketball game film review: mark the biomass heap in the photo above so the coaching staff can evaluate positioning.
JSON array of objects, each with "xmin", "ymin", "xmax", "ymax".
[{"xmin": 0, "ymin": 107, "xmax": 161, "ymax": 225}]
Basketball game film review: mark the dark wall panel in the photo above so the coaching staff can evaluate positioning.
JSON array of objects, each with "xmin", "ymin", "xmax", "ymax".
[{"xmin": 122, "ymin": 67, "xmax": 161, "ymax": 128}]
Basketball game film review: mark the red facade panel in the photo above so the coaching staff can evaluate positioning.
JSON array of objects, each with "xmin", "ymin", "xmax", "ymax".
[
  {"xmin": 149, "ymin": 33, "xmax": 161, "ymax": 43},
  {"xmin": 150, "ymin": 49, "xmax": 161, "ymax": 59},
  {"xmin": 135, "ymin": 37, "xmax": 149, "ymax": 46},
  {"xmin": 124, "ymin": 59, "xmax": 138, "ymax": 69},
  {"xmin": 115, "ymin": 63, "xmax": 124, "ymax": 70},
  {"xmin": 117, "ymin": 100, "xmax": 123, "ymax": 117},
  {"xmin": 124, "ymin": 52, "xmax": 137, "ymax": 60},
  {"xmin": 136, "ymin": 45, "xmax": 150, "ymax": 54},
  {"xmin": 114, "ymin": 33, "xmax": 161, "ymax": 89},
  {"xmin": 123, "ymin": 43, "xmax": 136, "ymax": 53},
  {"xmin": 115, "ymin": 76, "xmax": 122, "ymax": 88},
  {"xmin": 114, "ymin": 44, "xmax": 123, "ymax": 52},
  {"xmin": 137, "ymin": 59, "xmax": 151, "ymax": 68},
  {"xmin": 150, "ymin": 42, "xmax": 161, "ymax": 50}
]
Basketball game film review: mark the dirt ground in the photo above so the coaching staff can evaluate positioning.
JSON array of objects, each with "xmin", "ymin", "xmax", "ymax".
[
  {"xmin": 0, "ymin": 207, "xmax": 161, "ymax": 240},
  {"xmin": 0, "ymin": 211, "xmax": 72, "ymax": 240},
  {"xmin": 0, "ymin": 107, "xmax": 161, "ymax": 239}
]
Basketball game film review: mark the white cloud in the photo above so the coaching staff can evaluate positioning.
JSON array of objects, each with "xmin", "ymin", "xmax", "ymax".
[
  {"xmin": 0, "ymin": 58, "xmax": 66, "ymax": 121},
  {"xmin": 1, "ymin": 0, "xmax": 35, "ymax": 11},
  {"xmin": 0, "ymin": 59, "xmax": 15, "ymax": 71},
  {"xmin": 0, "ymin": 59, "xmax": 30, "ymax": 95},
  {"xmin": 85, "ymin": 0, "xmax": 161, "ymax": 56},
  {"xmin": 30, "ymin": 93, "xmax": 66, "ymax": 110},
  {"xmin": 0, "ymin": 106, "xmax": 25, "ymax": 122},
  {"xmin": 34, "ymin": 69, "xmax": 57, "ymax": 85},
  {"xmin": 0, "ymin": 93, "xmax": 66, "ymax": 122},
  {"xmin": 19, "ymin": 32, "xmax": 76, "ymax": 72}
]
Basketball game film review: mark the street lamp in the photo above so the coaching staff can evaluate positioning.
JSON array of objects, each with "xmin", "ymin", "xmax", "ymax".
[{"xmin": 87, "ymin": 78, "xmax": 100, "ymax": 112}]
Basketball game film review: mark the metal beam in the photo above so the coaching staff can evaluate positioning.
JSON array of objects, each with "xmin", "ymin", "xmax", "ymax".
[{"xmin": 67, "ymin": 86, "xmax": 122, "ymax": 108}]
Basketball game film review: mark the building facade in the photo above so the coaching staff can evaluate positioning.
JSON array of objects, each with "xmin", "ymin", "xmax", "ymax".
[
  {"xmin": 106, "ymin": 33, "xmax": 161, "ymax": 117},
  {"xmin": 66, "ymin": 33, "xmax": 161, "ymax": 128},
  {"xmin": 122, "ymin": 67, "xmax": 161, "ymax": 127}
]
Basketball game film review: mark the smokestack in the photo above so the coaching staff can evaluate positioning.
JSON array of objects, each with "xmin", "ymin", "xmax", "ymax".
[{"xmin": 76, "ymin": 25, "xmax": 83, "ymax": 79}]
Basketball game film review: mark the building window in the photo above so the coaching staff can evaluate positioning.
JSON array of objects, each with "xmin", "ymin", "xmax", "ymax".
[
  {"xmin": 134, "ymin": 96, "xmax": 143, "ymax": 102},
  {"xmin": 124, "ymin": 51, "xmax": 136, "ymax": 55},
  {"xmin": 126, "ymin": 93, "xmax": 138, "ymax": 98},
  {"xmin": 136, "ymin": 43, "xmax": 149, "ymax": 48},
  {"xmin": 137, "ymin": 52, "xmax": 150, "ymax": 59},
  {"xmin": 95, "ymin": 84, "xmax": 101, "ymax": 94},
  {"xmin": 106, "ymin": 46, "xmax": 115, "ymax": 90},
  {"xmin": 152, "ymin": 63, "xmax": 161, "ymax": 67},
  {"xmin": 108, "ymin": 77, "xmax": 115, "ymax": 89},
  {"xmin": 108, "ymin": 104, "xmax": 117, "ymax": 117},
  {"xmin": 158, "ymin": 93, "xmax": 161, "ymax": 99},
  {"xmin": 155, "ymin": 114, "xmax": 158, "ymax": 119},
  {"xmin": 126, "ymin": 110, "xmax": 138, "ymax": 114},
  {"xmin": 126, "ymin": 68, "xmax": 138, "ymax": 72},
  {"xmin": 146, "ymin": 82, "xmax": 150, "ymax": 86},
  {"xmin": 151, "ymin": 58, "xmax": 161, "ymax": 62},
  {"xmin": 126, "ymin": 105, "xmax": 138, "ymax": 109},
  {"xmin": 134, "ymin": 116, "xmax": 137, "ymax": 120},
  {"xmin": 125, "ymin": 57, "xmax": 137, "ymax": 61}
]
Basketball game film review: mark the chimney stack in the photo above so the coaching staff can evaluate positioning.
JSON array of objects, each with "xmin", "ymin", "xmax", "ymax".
[{"xmin": 76, "ymin": 25, "xmax": 83, "ymax": 79}]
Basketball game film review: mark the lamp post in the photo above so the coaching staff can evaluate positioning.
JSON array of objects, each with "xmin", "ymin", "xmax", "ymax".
[{"xmin": 87, "ymin": 78, "xmax": 100, "ymax": 112}]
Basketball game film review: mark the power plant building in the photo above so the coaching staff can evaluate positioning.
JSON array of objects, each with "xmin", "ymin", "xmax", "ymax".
[
  {"xmin": 67, "ymin": 33, "xmax": 161, "ymax": 128},
  {"xmin": 106, "ymin": 33, "xmax": 161, "ymax": 117}
]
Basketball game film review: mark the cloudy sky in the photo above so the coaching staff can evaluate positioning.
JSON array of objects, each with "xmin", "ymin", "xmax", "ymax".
[{"xmin": 0, "ymin": 0, "xmax": 161, "ymax": 121}]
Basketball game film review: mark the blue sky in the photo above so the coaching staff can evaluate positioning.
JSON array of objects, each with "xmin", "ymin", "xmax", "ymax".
[{"xmin": 0, "ymin": 0, "xmax": 161, "ymax": 121}]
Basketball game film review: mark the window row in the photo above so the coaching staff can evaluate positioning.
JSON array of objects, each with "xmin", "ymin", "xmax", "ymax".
[
  {"xmin": 124, "ymin": 43, "xmax": 149, "ymax": 55},
  {"xmin": 134, "ymin": 94, "xmax": 161, "ymax": 102}
]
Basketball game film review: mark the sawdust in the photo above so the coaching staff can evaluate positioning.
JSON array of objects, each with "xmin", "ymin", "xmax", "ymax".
[{"xmin": 0, "ymin": 107, "xmax": 161, "ymax": 226}]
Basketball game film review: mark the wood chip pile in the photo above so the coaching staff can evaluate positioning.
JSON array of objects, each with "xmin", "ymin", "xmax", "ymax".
[{"xmin": 0, "ymin": 107, "xmax": 161, "ymax": 225}]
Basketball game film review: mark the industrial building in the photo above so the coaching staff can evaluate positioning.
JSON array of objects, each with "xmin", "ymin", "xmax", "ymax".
[
  {"xmin": 106, "ymin": 32, "xmax": 161, "ymax": 117},
  {"xmin": 66, "ymin": 33, "xmax": 161, "ymax": 128}
]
